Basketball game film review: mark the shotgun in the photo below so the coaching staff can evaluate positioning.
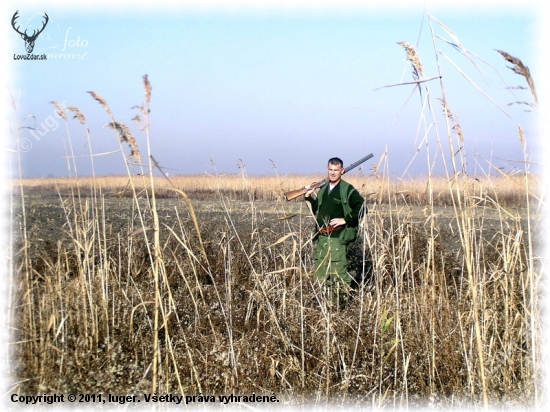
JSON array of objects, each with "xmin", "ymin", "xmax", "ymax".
[{"xmin": 284, "ymin": 153, "xmax": 374, "ymax": 201}]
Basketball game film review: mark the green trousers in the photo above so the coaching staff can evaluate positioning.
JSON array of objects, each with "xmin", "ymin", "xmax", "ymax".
[{"xmin": 314, "ymin": 235, "xmax": 351, "ymax": 304}]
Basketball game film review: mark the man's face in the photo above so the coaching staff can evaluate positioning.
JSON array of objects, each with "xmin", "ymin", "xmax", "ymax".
[{"xmin": 327, "ymin": 163, "xmax": 343, "ymax": 183}]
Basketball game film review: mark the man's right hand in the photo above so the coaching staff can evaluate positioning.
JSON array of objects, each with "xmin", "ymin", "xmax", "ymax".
[{"xmin": 305, "ymin": 182, "xmax": 317, "ymax": 197}]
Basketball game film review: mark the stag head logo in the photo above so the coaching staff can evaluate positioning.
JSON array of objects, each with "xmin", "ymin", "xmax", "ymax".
[{"xmin": 12, "ymin": 10, "xmax": 49, "ymax": 54}]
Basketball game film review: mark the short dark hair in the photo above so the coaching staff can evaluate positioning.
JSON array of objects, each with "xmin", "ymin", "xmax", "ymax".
[{"xmin": 328, "ymin": 157, "xmax": 343, "ymax": 168}]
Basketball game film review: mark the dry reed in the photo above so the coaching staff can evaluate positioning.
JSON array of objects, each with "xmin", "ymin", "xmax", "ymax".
[{"xmin": 496, "ymin": 50, "xmax": 538, "ymax": 107}]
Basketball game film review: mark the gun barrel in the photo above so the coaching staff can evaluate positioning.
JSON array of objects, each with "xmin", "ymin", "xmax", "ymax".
[
  {"xmin": 283, "ymin": 153, "xmax": 374, "ymax": 201},
  {"xmin": 344, "ymin": 153, "xmax": 374, "ymax": 174}
]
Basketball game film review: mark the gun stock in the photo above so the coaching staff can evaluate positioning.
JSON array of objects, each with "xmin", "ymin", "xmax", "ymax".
[
  {"xmin": 284, "ymin": 178, "xmax": 328, "ymax": 201},
  {"xmin": 283, "ymin": 153, "xmax": 373, "ymax": 201},
  {"xmin": 284, "ymin": 188, "xmax": 309, "ymax": 201}
]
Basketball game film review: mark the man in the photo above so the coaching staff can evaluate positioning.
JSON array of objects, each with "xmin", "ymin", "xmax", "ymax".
[{"xmin": 305, "ymin": 157, "xmax": 366, "ymax": 304}]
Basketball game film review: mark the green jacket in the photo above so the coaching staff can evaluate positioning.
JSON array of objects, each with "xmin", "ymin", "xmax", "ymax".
[{"xmin": 306, "ymin": 180, "xmax": 365, "ymax": 242}]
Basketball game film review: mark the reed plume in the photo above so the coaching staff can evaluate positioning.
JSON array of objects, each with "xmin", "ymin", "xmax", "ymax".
[
  {"xmin": 104, "ymin": 121, "xmax": 141, "ymax": 163},
  {"xmin": 496, "ymin": 50, "xmax": 537, "ymax": 106},
  {"xmin": 49, "ymin": 101, "xmax": 66, "ymax": 120},
  {"xmin": 87, "ymin": 90, "xmax": 115, "ymax": 119},
  {"xmin": 397, "ymin": 41, "xmax": 424, "ymax": 80},
  {"xmin": 66, "ymin": 106, "xmax": 86, "ymax": 124}
]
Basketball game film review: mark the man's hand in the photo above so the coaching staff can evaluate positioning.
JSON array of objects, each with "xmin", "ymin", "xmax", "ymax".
[
  {"xmin": 305, "ymin": 182, "xmax": 317, "ymax": 197},
  {"xmin": 329, "ymin": 218, "xmax": 346, "ymax": 228}
]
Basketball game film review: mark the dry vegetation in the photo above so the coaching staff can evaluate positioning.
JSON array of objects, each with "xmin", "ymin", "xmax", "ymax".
[
  {"xmin": 12, "ymin": 172, "xmax": 539, "ymax": 207},
  {"xmin": 7, "ymin": 14, "xmax": 543, "ymax": 410}
]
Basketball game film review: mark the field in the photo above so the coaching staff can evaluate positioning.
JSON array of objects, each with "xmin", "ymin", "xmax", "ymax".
[{"xmin": 9, "ymin": 172, "xmax": 542, "ymax": 408}]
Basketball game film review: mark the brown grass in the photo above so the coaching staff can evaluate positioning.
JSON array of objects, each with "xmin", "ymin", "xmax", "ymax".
[
  {"xmin": 9, "ymin": 170, "xmax": 541, "ymax": 407},
  {"xmin": 12, "ymin": 172, "xmax": 540, "ymax": 207}
]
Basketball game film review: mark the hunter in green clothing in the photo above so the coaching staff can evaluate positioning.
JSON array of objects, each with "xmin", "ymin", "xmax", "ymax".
[{"xmin": 305, "ymin": 157, "xmax": 365, "ymax": 300}]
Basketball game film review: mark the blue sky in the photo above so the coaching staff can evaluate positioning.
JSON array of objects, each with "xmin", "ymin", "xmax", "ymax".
[{"xmin": 2, "ymin": 0, "xmax": 545, "ymax": 178}]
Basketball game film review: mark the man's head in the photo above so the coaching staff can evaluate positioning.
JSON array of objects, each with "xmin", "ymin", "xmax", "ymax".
[{"xmin": 327, "ymin": 157, "xmax": 344, "ymax": 184}]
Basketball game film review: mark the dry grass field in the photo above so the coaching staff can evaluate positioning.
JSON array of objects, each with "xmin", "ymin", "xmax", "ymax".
[
  {"xmin": 7, "ymin": 24, "xmax": 544, "ymax": 408},
  {"xmin": 9, "ymin": 169, "xmax": 542, "ymax": 408},
  {"xmin": 14, "ymin": 172, "xmax": 539, "ymax": 207}
]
